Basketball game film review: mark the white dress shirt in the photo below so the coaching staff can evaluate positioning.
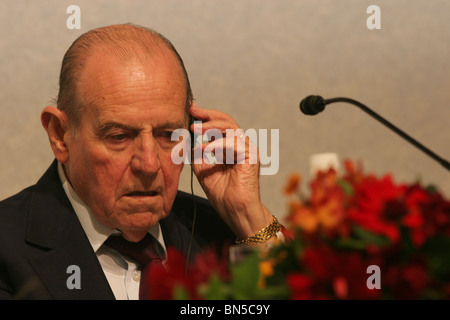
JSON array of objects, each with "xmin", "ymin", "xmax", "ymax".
[{"xmin": 57, "ymin": 162, "xmax": 167, "ymax": 300}]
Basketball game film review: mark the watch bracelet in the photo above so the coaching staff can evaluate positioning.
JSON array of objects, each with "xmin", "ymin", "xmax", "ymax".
[{"xmin": 235, "ymin": 215, "xmax": 281, "ymax": 246}]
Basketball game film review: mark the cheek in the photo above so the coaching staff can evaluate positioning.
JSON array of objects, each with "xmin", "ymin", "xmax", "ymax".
[
  {"xmin": 161, "ymin": 156, "xmax": 184, "ymax": 207},
  {"xmin": 69, "ymin": 144, "xmax": 130, "ymax": 204}
]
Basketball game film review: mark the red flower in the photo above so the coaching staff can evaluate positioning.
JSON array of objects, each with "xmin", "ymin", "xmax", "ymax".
[
  {"xmin": 384, "ymin": 261, "xmax": 430, "ymax": 299},
  {"xmin": 142, "ymin": 246, "xmax": 230, "ymax": 300},
  {"xmin": 143, "ymin": 247, "xmax": 198, "ymax": 300},
  {"xmin": 342, "ymin": 159, "xmax": 365, "ymax": 185},
  {"xmin": 287, "ymin": 273, "xmax": 327, "ymax": 300},
  {"xmin": 289, "ymin": 246, "xmax": 381, "ymax": 300},
  {"xmin": 144, "ymin": 159, "xmax": 450, "ymax": 300},
  {"xmin": 404, "ymin": 185, "xmax": 450, "ymax": 246},
  {"xmin": 286, "ymin": 168, "xmax": 349, "ymax": 237},
  {"xmin": 284, "ymin": 173, "xmax": 301, "ymax": 195},
  {"xmin": 190, "ymin": 247, "xmax": 231, "ymax": 284},
  {"xmin": 347, "ymin": 174, "xmax": 406, "ymax": 242}
]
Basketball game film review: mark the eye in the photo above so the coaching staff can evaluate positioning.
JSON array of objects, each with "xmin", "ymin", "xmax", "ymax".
[
  {"xmin": 162, "ymin": 130, "xmax": 174, "ymax": 139},
  {"xmin": 155, "ymin": 130, "xmax": 175, "ymax": 140},
  {"xmin": 155, "ymin": 130, "xmax": 179, "ymax": 149},
  {"xmin": 110, "ymin": 133, "xmax": 128, "ymax": 141}
]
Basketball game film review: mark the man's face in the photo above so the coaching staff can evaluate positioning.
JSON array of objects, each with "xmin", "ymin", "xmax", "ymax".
[{"xmin": 63, "ymin": 47, "xmax": 187, "ymax": 240}]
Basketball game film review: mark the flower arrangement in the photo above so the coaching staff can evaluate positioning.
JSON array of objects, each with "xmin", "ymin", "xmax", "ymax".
[
  {"xmin": 280, "ymin": 160, "xmax": 450, "ymax": 299},
  {"xmin": 146, "ymin": 160, "xmax": 450, "ymax": 300}
]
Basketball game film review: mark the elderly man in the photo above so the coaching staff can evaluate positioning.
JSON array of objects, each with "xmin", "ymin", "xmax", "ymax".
[{"xmin": 0, "ymin": 24, "xmax": 279, "ymax": 299}]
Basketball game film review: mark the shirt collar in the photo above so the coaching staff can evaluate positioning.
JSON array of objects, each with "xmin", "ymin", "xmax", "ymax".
[{"xmin": 57, "ymin": 162, "xmax": 166, "ymax": 254}]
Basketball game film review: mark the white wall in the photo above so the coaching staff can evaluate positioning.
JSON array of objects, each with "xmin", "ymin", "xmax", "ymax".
[{"xmin": 1, "ymin": 0, "xmax": 449, "ymax": 219}]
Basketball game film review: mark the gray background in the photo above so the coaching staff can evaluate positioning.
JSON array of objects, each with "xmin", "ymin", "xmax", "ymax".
[{"xmin": 1, "ymin": 0, "xmax": 449, "ymax": 220}]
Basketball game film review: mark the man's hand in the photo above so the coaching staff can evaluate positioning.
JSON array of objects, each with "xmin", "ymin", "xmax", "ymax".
[{"xmin": 189, "ymin": 103, "xmax": 273, "ymax": 240}]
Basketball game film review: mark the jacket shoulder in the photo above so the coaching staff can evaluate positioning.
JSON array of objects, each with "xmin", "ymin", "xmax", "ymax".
[{"xmin": 0, "ymin": 185, "xmax": 35, "ymax": 228}]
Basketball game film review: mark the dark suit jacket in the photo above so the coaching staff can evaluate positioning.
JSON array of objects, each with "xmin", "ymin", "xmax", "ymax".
[{"xmin": 0, "ymin": 160, "xmax": 234, "ymax": 299}]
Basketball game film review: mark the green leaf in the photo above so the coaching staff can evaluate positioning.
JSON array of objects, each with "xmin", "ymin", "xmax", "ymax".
[
  {"xmin": 199, "ymin": 272, "xmax": 230, "ymax": 300},
  {"xmin": 422, "ymin": 235, "xmax": 450, "ymax": 280},
  {"xmin": 254, "ymin": 284, "xmax": 291, "ymax": 300},
  {"xmin": 334, "ymin": 226, "xmax": 391, "ymax": 251},
  {"xmin": 335, "ymin": 237, "xmax": 367, "ymax": 250},
  {"xmin": 398, "ymin": 226, "xmax": 415, "ymax": 258},
  {"xmin": 337, "ymin": 178, "xmax": 354, "ymax": 196},
  {"xmin": 425, "ymin": 184, "xmax": 439, "ymax": 194},
  {"xmin": 268, "ymin": 238, "xmax": 304, "ymax": 276},
  {"xmin": 173, "ymin": 284, "xmax": 191, "ymax": 300},
  {"xmin": 353, "ymin": 225, "xmax": 391, "ymax": 247},
  {"xmin": 230, "ymin": 251, "xmax": 261, "ymax": 299}
]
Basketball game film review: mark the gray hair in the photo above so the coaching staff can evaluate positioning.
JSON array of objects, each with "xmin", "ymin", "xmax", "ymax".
[{"xmin": 55, "ymin": 23, "xmax": 194, "ymax": 130}]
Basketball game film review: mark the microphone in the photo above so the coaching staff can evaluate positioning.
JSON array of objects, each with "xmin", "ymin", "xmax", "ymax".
[
  {"xmin": 299, "ymin": 95, "xmax": 326, "ymax": 115},
  {"xmin": 299, "ymin": 95, "xmax": 450, "ymax": 171}
]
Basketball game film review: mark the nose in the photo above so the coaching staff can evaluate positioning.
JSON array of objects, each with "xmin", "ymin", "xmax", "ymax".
[{"xmin": 130, "ymin": 134, "xmax": 161, "ymax": 175}]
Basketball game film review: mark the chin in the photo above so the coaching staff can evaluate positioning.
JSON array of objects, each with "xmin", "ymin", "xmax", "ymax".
[{"xmin": 119, "ymin": 210, "xmax": 164, "ymax": 231}]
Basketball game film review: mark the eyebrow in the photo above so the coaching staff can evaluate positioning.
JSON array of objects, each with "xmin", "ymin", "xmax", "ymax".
[
  {"xmin": 95, "ymin": 122, "xmax": 137, "ymax": 136},
  {"xmin": 95, "ymin": 121, "xmax": 186, "ymax": 136}
]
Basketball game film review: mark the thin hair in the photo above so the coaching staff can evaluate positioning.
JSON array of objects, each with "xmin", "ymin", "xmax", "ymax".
[{"xmin": 55, "ymin": 23, "xmax": 194, "ymax": 132}]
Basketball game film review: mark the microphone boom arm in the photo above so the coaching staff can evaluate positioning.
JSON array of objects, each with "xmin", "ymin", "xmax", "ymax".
[{"xmin": 308, "ymin": 96, "xmax": 450, "ymax": 171}]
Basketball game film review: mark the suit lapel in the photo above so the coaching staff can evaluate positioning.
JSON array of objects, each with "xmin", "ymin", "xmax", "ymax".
[
  {"xmin": 25, "ymin": 161, "xmax": 115, "ymax": 299},
  {"xmin": 160, "ymin": 204, "xmax": 203, "ymax": 262},
  {"xmin": 160, "ymin": 213, "xmax": 189, "ymax": 254},
  {"xmin": 22, "ymin": 162, "xmax": 210, "ymax": 298}
]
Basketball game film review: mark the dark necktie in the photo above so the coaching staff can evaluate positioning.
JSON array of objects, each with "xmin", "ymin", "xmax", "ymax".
[{"xmin": 104, "ymin": 233, "xmax": 164, "ymax": 299}]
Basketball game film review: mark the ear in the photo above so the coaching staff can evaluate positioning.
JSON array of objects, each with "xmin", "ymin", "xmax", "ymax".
[{"xmin": 41, "ymin": 106, "xmax": 70, "ymax": 164}]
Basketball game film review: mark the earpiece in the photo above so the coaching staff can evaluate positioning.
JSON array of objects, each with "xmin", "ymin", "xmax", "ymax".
[{"xmin": 185, "ymin": 114, "xmax": 197, "ymax": 272}]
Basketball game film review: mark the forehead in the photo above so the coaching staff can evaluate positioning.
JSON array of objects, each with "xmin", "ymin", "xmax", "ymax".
[{"xmin": 77, "ymin": 46, "xmax": 187, "ymax": 124}]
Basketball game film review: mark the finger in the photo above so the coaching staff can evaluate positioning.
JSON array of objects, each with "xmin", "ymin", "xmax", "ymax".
[
  {"xmin": 189, "ymin": 103, "xmax": 211, "ymax": 122},
  {"xmin": 191, "ymin": 120, "xmax": 240, "ymax": 136},
  {"xmin": 196, "ymin": 131, "xmax": 258, "ymax": 165},
  {"xmin": 191, "ymin": 142, "xmax": 225, "ymax": 175},
  {"xmin": 190, "ymin": 103, "xmax": 236, "ymax": 123}
]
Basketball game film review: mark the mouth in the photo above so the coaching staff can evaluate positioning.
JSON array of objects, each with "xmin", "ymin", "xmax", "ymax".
[
  {"xmin": 121, "ymin": 188, "xmax": 164, "ymax": 213},
  {"xmin": 125, "ymin": 190, "xmax": 161, "ymax": 197}
]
